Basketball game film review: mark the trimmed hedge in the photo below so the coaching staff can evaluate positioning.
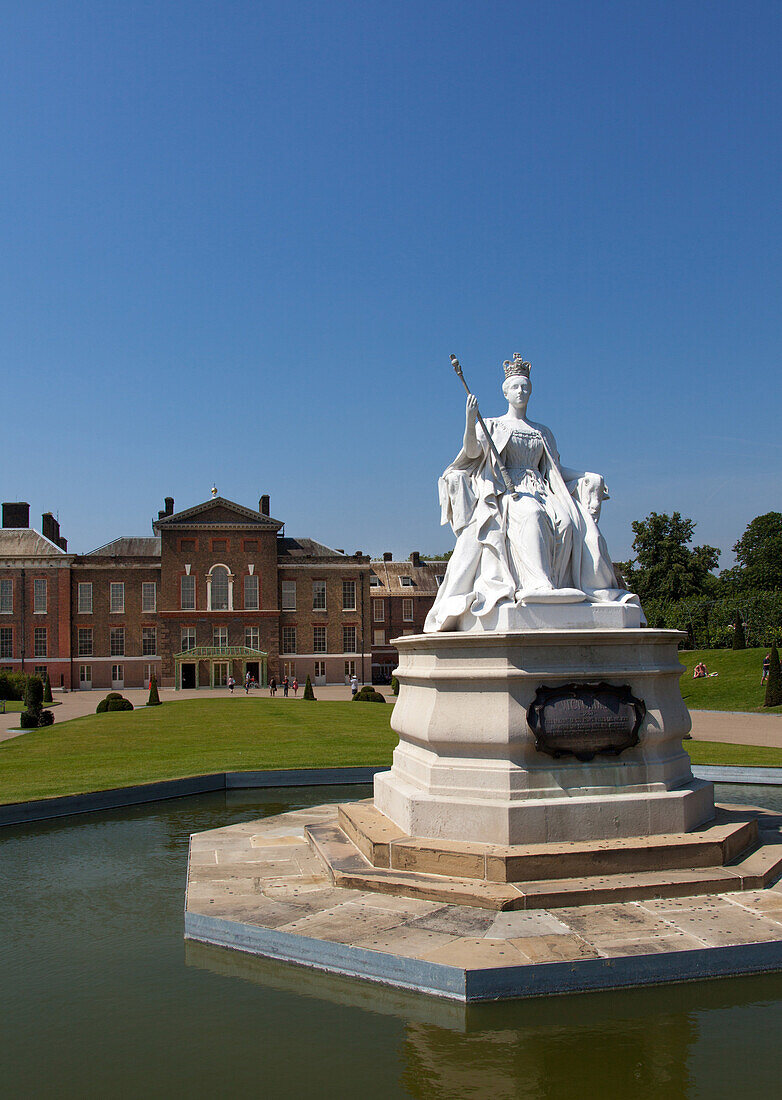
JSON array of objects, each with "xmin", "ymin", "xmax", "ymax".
[
  {"xmin": 352, "ymin": 685, "xmax": 386, "ymax": 703},
  {"xmin": 147, "ymin": 675, "xmax": 161, "ymax": 706},
  {"xmin": 96, "ymin": 693, "xmax": 134, "ymax": 714},
  {"xmin": 302, "ymin": 675, "xmax": 316, "ymax": 701},
  {"xmin": 0, "ymin": 671, "xmax": 32, "ymax": 702}
]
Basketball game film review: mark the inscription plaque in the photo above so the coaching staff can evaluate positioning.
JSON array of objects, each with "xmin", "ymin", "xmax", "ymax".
[{"xmin": 527, "ymin": 682, "xmax": 646, "ymax": 762}]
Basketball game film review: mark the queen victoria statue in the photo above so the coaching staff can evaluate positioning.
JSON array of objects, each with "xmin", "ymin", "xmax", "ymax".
[{"xmin": 424, "ymin": 353, "xmax": 642, "ymax": 633}]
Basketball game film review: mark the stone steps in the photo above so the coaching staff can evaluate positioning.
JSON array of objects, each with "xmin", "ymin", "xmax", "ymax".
[
  {"xmin": 338, "ymin": 800, "xmax": 760, "ymax": 883},
  {"xmin": 306, "ymin": 818, "xmax": 782, "ymax": 912}
]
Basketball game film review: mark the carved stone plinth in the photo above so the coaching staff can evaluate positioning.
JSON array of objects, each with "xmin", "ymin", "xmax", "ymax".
[{"xmin": 374, "ymin": 629, "xmax": 714, "ymax": 846}]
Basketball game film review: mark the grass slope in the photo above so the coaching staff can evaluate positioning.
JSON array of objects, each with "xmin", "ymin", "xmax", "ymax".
[
  {"xmin": 679, "ymin": 648, "xmax": 781, "ymax": 714},
  {"xmin": 0, "ymin": 698, "xmax": 396, "ymax": 805}
]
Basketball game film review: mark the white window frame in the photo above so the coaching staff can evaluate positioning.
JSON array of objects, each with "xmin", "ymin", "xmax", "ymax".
[
  {"xmin": 0, "ymin": 578, "xmax": 12, "ymax": 613},
  {"xmin": 245, "ymin": 626, "xmax": 260, "ymax": 649},
  {"xmin": 399, "ymin": 576, "xmax": 414, "ymax": 587},
  {"xmin": 344, "ymin": 660, "xmax": 356, "ymax": 680},
  {"xmin": 373, "ymin": 629, "xmax": 386, "ymax": 646},
  {"xmin": 111, "ymin": 664, "xmax": 124, "ymax": 688},
  {"xmin": 244, "ymin": 574, "xmax": 259, "ymax": 611},
  {"xmin": 142, "ymin": 627, "xmax": 157, "ymax": 656},
  {"xmin": 34, "ymin": 578, "xmax": 47, "ymax": 613},
  {"xmin": 281, "ymin": 626, "xmax": 297, "ymax": 654},
  {"xmin": 435, "ymin": 574, "xmax": 445, "ymax": 587},
  {"xmin": 207, "ymin": 564, "xmax": 233, "ymax": 611},
  {"xmin": 213, "ymin": 626, "xmax": 228, "ymax": 647},
  {"xmin": 281, "ymin": 580, "xmax": 296, "ymax": 611},
  {"xmin": 0, "ymin": 627, "xmax": 12, "ymax": 658},
  {"xmin": 142, "ymin": 582, "xmax": 156, "ymax": 613},
  {"xmin": 181, "ymin": 575, "xmax": 196, "ymax": 611},
  {"xmin": 312, "ymin": 580, "xmax": 326, "ymax": 610},
  {"xmin": 110, "ymin": 582, "xmax": 125, "ymax": 614},
  {"xmin": 34, "ymin": 627, "xmax": 47, "ymax": 658},
  {"xmin": 78, "ymin": 627, "xmax": 93, "ymax": 657},
  {"xmin": 313, "ymin": 625, "xmax": 326, "ymax": 653},
  {"xmin": 79, "ymin": 664, "xmax": 92, "ymax": 689},
  {"xmin": 110, "ymin": 627, "xmax": 125, "ymax": 657},
  {"xmin": 78, "ymin": 582, "xmax": 92, "ymax": 614},
  {"xmin": 369, "ymin": 574, "xmax": 381, "ymax": 588},
  {"xmin": 181, "ymin": 627, "xmax": 196, "ymax": 652},
  {"xmin": 342, "ymin": 625, "xmax": 357, "ymax": 653},
  {"xmin": 402, "ymin": 598, "xmax": 414, "ymax": 622},
  {"xmin": 342, "ymin": 580, "xmax": 356, "ymax": 611},
  {"xmin": 373, "ymin": 599, "xmax": 384, "ymax": 622}
]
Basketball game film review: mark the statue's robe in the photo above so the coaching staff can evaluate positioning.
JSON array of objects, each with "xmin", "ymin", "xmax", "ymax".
[{"xmin": 424, "ymin": 417, "xmax": 634, "ymax": 633}]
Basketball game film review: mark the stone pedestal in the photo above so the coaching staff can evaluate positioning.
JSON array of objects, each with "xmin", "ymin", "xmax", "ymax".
[{"xmin": 374, "ymin": 629, "xmax": 714, "ymax": 846}]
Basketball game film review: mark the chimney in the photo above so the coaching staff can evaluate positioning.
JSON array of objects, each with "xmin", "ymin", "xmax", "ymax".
[
  {"xmin": 354, "ymin": 550, "xmax": 363, "ymax": 558},
  {"xmin": 2, "ymin": 502, "xmax": 30, "ymax": 529},
  {"xmin": 260, "ymin": 494, "xmax": 270, "ymax": 516},
  {"xmin": 58, "ymin": 537, "xmax": 68, "ymax": 552},
  {"xmin": 165, "ymin": 496, "xmax": 174, "ymax": 516},
  {"xmin": 410, "ymin": 551, "xmax": 421, "ymax": 568},
  {"xmin": 335, "ymin": 548, "xmax": 344, "ymax": 555},
  {"xmin": 383, "ymin": 551, "xmax": 392, "ymax": 562},
  {"xmin": 42, "ymin": 512, "xmax": 60, "ymax": 545}
]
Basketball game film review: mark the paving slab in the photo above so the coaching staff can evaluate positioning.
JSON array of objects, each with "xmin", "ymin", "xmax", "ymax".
[{"xmin": 184, "ymin": 800, "xmax": 782, "ymax": 1002}]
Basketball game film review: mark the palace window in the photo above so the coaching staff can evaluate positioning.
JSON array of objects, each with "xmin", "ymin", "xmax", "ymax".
[
  {"xmin": 181, "ymin": 575, "xmax": 195, "ymax": 611},
  {"xmin": 281, "ymin": 581, "xmax": 296, "ymax": 610},
  {"xmin": 399, "ymin": 576, "xmax": 414, "ymax": 587},
  {"xmin": 244, "ymin": 574, "xmax": 259, "ymax": 611},
  {"xmin": 342, "ymin": 626, "xmax": 357, "ymax": 653},
  {"xmin": 402, "ymin": 598, "xmax": 414, "ymax": 622},
  {"xmin": 373, "ymin": 629, "xmax": 385, "ymax": 646},
  {"xmin": 369, "ymin": 574, "xmax": 381, "ymax": 588},
  {"xmin": 110, "ymin": 582, "xmax": 125, "ymax": 614},
  {"xmin": 344, "ymin": 660, "xmax": 356, "ymax": 679},
  {"xmin": 0, "ymin": 579, "xmax": 12, "ymax": 613},
  {"xmin": 78, "ymin": 583, "xmax": 92, "ymax": 614},
  {"xmin": 34, "ymin": 666, "xmax": 47, "ymax": 678},
  {"xmin": 245, "ymin": 626, "xmax": 260, "ymax": 649},
  {"xmin": 181, "ymin": 627, "xmax": 196, "ymax": 652},
  {"xmin": 342, "ymin": 580, "xmax": 356, "ymax": 611},
  {"xmin": 312, "ymin": 580, "xmax": 326, "ymax": 610},
  {"xmin": 373, "ymin": 600, "xmax": 384, "ymax": 622},
  {"xmin": 208, "ymin": 565, "xmax": 231, "ymax": 611},
  {"xmin": 34, "ymin": 578, "xmax": 47, "ymax": 613},
  {"xmin": 142, "ymin": 582, "xmax": 156, "ymax": 612},
  {"xmin": 435, "ymin": 574, "xmax": 445, "ymax": 587},
  {"xmin": 142, "ymin": 627, "xmax": 157, "ymax": 656},
  {"xmin": 110, "ymin": 627, "xmax": 125, "ymax": 657},
  {"xmin": 34, "ymin": 628, "xmax": 47, "ymax": 658},
  {"xmin": 313, "ymin": 625, "xmax": 326, "ymax": 653},
  {"xmin": 213, "ymin": 626, "xmax": 228, "ymax": 647},
  {"xmin": 0, "ymin": 628, "xmax": 11, "ymax": 658},
  {"xmin": 78, "ymin": 628, "xmax": 93, "ymax": 657},
  {"xmin": 281, "ymin": 626, "xmax": 297, "ymax": 654}
]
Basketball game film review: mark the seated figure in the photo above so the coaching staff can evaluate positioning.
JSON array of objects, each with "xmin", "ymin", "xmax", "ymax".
[{"xmin": 425, "ymin": 353, "xmax": 641, "ymax": 632}]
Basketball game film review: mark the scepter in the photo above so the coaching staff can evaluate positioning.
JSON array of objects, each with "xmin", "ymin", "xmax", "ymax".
[{"xmin": 450, "ymin": 354, "xmax": 515, "ymax": 494}]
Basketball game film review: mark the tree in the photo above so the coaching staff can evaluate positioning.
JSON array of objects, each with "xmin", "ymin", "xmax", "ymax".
[
  {"xmin": 21, "ymin": 675, "xmax": 44, "ymax": 729},
  {"xmin": 42, "ymin": 672, "xmax": 53, "ymax": 703},
  {"xmin": 732, "ymin": 610, "xmax": 746, "ymax": 650},
  {"xmin": 424, "ymin": 551, "xmax": 453, "ymax": 561},
  {"xmin": 765, "ymin": 646, "xmax": 782, "ymax": 708},
  {"xmin": 147, "ymin": 674, "xmax": 161, "ymax": 706},
  {"xmin": 732, "ymin": 512, "xmax": 782, "ymax": 591},
  {"xmin": 303, "ymin": 675, "xmax": 317, "ymax": 700},
  {"xmin": 619, "ymin": 512, "xmax": 720, "ymax": 604}
]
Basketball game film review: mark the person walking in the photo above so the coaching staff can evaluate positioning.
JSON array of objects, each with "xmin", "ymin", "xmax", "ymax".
[
  {"xmin": 228, "ymin": 676, "xmax": 235, "ymax": 695},
  {"xmin": 350, "ymin": 674, "xmax": 358, "ymax": 698},
  {"xmin": 292, "ymin": 678, "xmax": 298, "ymax": 696},
  {"xmin": 269, "ymin": 676, "xmax": 276, "ymax": 697},
  {"xmin": 245, "ymin": 671, "xmax": 251, "ymax": 694},
  {"xmin": 283, "ymin": 676, "xmax": 289, "ymax": 698}
]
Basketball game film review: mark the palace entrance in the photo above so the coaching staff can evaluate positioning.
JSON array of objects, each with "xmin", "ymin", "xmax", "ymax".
[{"xmin": 173, "ymin": 646, "xmax": 268, "ymax": 690}]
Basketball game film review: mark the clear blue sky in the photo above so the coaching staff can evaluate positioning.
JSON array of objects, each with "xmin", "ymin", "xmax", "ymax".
[{"xmin": 2, "ymin": 1, "xmax": 779, "ymax": 566}]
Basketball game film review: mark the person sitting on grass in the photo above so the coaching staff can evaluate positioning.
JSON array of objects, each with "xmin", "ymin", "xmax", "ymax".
[{"xmin": 693, "ymin": 662, "xmax": 708, "ymax": 678}]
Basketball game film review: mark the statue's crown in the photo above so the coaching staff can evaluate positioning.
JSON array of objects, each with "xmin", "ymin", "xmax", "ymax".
[{"xmin": 503, "ymin": 353, "xmax": 531, "ymax": 379}]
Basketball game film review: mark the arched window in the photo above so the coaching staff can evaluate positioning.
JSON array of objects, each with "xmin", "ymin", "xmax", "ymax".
[{"xmin": 210, "ymin": 566, "xmax": 230, "ymax": 611}]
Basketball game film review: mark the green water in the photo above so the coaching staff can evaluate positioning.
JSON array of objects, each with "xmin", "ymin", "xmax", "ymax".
[{"xmin": 3, "ymin": 783, "xmax": 782, "ymax": 1098}]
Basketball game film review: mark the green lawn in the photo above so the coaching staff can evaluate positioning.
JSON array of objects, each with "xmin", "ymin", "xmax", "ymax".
[
  {"xmin": 0, "ymin": 701, "xmax": 60, "ymax": 713},
  {"xmin": 1, "ymin": 693, "xmax": 782, "ymax": 807},
  {"xmin": 0, "ymin": 698, "xmax": 398, "ymax": 804},
  {"xmin": 679, "ymin": 647, "xmax": 781, "ymax": 714}
]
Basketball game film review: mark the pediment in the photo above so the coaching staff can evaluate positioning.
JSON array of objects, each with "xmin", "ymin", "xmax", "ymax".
[{"xmin": 154, "ymin": 497, "xmax": 283, "ymax": 531}]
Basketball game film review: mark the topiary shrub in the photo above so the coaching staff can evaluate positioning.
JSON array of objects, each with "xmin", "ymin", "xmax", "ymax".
[
  {"xmin": 147, "ymin": 674, "xmax": 161, "ymax": 706},
  {"xmin": 24, "ymin": 675, "xmax": 44, "ymax": 718},
  {"xmin": 96, "ymin": 699, "xmax": 109, "ymax": 713},
  {"xmin": 391, "ymin": 676, "xmax": 399, "ymax": 696},
  {"xmin": 43, "ymin": 672, "xmax": 53, "ymax": 703},
  {"xmin": 352, "ymin": 685, "xmax": 386, "ymax": 703},
  {"xmin": 38, "ymin": 709, "xmax": 55, "ymax": 726},
  {"xmin": 106, "ymin": 692, "xmax": 124, "ymax": 701},
  {"xmin": 19, "ymin": 711, "xmax": 39, "ymax": 729},
  {"xmin": 303, "ymin": 675, "xmax": 316, "ymax": 701},
  {"xmin": 107, "ymin": 698, "xmax": 134, "ymax": 711},
  {"xmin": 765, "ymin": 646, "xmax": 782, "ymax": 708},
  {"xmin": 732, "ymin": 610, "xmax": 746, "ymax": 650},
  {"xmin": 0, "ymin": 671, "xmax": 29, "ymax": 701}
]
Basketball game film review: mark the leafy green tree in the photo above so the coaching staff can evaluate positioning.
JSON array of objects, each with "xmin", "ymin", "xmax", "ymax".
[
  {"xmin": 424, "ymin": 551, "xmax": 453, "ymax": 561},
  {"xmin": 764, "ymin": 646, "xmax": 782, "ymax": 708},
  {"xmin": 619, "ymin": 512, "xmax": 720, "ymax": 604},
  {"xmin": 732, "ymin": 512, "xmax": 782, "ymax": 591},
  {"xmin": 732, "ymin": 610, "xmax": 746, "ymax": 650}
]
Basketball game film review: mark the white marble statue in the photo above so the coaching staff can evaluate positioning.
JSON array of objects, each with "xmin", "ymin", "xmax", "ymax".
[{"xmin": 424, "ymin": 353, "xmax": 641, "ymax": 632}]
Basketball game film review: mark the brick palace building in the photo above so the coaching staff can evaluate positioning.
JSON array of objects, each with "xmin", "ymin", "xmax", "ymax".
[{"xmin": 0, "ymin": 495, "xmax": 378, "ymax": 691}]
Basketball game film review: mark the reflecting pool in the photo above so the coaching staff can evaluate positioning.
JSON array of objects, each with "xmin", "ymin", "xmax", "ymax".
[{"xmin": 3, "ymin": 784, "xmax": 782, "ymax": 1098}]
